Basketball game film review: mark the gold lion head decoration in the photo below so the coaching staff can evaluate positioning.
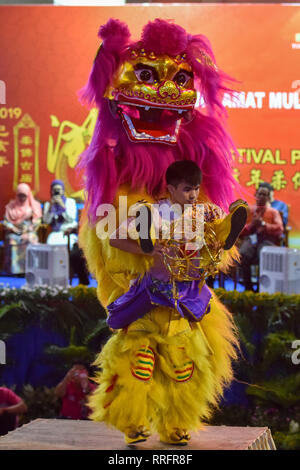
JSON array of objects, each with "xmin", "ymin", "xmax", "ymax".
[{"xmin": 105, "ymin": 48, "xmax": 197, "ymax": 145}]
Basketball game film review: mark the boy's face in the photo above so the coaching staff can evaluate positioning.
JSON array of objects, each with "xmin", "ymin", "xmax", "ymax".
[{"xmin": 168, "ymin": 181, "xmax": 200, "ymax": 206}]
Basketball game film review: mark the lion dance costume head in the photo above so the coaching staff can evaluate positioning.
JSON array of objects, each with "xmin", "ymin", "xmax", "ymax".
[{"xmin": 79, "ymin": 18, "xmax": 238, "ymax": 223}]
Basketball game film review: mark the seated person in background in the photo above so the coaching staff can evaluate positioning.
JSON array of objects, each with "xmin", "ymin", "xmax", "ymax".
[
  {"xmin": 258, "ymin": 182, "xmax": 289, "ymax": 226},
  {"xmin": 43, "ymin": 180, "xmax": 89, "ymax": 284},
  {"xmin": 43, "ymin": 179, "xmax": 78, "ymax": 247},
  {"xmin": 0, "ymin": 386, "xmax": 28, "ymax": 436},
  {"xmin": 3, "ymin": 183, "xmax": 42, "ymax": 274},
  {"xmin": 55, "ymin": 362, "xmax": 96, "ymax": 420},
  {"xmin": 239, "ymin": 185, "xmax": 283, "ymax": 291}
]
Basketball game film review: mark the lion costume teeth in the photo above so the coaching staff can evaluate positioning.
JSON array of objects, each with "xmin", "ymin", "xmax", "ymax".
[{"xmin": 120, "ymin": 111, "xmax": 181, "ymax": 144}]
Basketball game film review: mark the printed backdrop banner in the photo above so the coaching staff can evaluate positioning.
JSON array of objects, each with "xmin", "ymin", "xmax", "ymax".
[{"xmin": 0, "ymin": 4, "xmax": 299, "ymax": 240}]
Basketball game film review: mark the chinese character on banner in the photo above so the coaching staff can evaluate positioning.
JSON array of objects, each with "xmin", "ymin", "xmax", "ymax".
[
  {"xmin": 20, "ymin": 136, "xmax": 33, "ymax": 145},
  {"xmin": 292, "ymin": 172, "xmax": 300, "ymax": 190},
  {"xmin": 233, "ymin": 168, "xmax": 240, "ymax": 183},
  {"xmin": 0, "ymin": 125, "xmax": 10, "ymax": 169},
  {"xmin": 0, "ymin": 125, "xmax": 9, "ymax": 138},
  {"xmin": 20, "ymin": 174, "xmax": 32, "ymax": 184},
  {"xmin": 271, "ymin": 170, "xmax": 287, "ymax": 190},
  {"xmin": 0, "ymin": 156, "xmax": 9, "ymax": 168},
  {"xmin": 20, "ymin": 148, "xmax": 33, "ymax": 158},
  {"xmin": 13, "ymin": 114, "xmax": 40, "ymax": 194},
  {"xmin": 0, "ymin": 140, "xmax": 9, "ymax": 153},
  {"xmin": 20, "ymin": 161, "xmax": 33, "ymax": 171},
  {"xmin": 246, "ymin": 169, "xmax": 263, "ymax": 189}
]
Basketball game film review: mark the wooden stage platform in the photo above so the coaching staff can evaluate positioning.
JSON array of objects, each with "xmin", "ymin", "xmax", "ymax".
[{"xmin": 0, "ymin": 419, "xmax": 276, "ymax": 450}]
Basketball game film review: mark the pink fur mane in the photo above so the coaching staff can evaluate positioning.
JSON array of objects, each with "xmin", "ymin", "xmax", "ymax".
[{"xmin": 79, "ymin": 18, "xmax": 239, "ymax": 223}]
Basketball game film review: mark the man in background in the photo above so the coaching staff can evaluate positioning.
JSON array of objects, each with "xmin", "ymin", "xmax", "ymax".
[
  {"xmin": 239, "ymin": 185, "xmax": 283, "ymax": 291},
  {"xmin": 258, "ymin": 182, "xmax": 288, "ymax": 226}
]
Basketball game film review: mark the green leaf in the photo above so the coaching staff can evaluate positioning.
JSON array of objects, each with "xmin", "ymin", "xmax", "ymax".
[{"xmin": 0, "ymin": 302, "xmax": 23, "ymax": 320}]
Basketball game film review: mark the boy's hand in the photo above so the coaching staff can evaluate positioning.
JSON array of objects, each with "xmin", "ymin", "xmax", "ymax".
[{"xmin": 149, "ymin": 242, "xmax": 170, "ymax": 280}]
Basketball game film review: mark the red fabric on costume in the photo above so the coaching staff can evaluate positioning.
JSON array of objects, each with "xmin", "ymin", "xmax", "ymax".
[{"xmin": 60, "ymin": 381, "xmax": 96, "ymax": 420}]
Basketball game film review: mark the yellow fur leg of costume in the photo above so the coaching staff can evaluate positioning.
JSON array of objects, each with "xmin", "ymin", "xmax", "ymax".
[
  {"xmin": 88, "ymin": 301, "xmax": 238, "ymax": 436},
  {"xmin": 88, "ymin": 329, "xmax": 156, "ymax": 433}
]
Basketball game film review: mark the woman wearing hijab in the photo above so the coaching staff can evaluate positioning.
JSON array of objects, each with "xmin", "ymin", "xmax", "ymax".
[{"xmin": 3, "ymin": 183, "xmax": 42, "ymax": 274}]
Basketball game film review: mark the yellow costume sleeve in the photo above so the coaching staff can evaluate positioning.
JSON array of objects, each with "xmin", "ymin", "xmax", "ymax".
[{"xmin": 79, "ymin": 187, "xmax": 155, "ymax": 307}]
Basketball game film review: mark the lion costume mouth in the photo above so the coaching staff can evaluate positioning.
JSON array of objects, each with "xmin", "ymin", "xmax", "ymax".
[{"xmin": 116, "ymin": 101, "xmax": 191, "ymax": 145}]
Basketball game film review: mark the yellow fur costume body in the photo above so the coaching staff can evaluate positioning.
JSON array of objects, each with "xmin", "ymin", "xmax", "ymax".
[{"xmin": 79, "ymin": 188, "xmax": 239, "ymax": 437}]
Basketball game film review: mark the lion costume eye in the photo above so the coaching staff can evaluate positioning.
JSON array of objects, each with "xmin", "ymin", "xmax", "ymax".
[
  {"xmin": 173, "ymin": 71, "xmax": 192, "ymax": 87},
  {"xmin": 134, "ymin": 68, "xmax": 155, "ymax": 83},
  {"xmin": 134, "ymin": 64, "xmax": 158, "ymax": 84}
]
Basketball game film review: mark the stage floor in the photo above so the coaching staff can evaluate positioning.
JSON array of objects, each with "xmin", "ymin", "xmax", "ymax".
[{"xmin": 0, "ymin": 419, "xmax": 276, "ymax": 450}]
